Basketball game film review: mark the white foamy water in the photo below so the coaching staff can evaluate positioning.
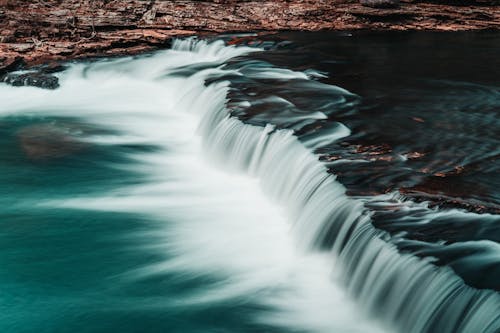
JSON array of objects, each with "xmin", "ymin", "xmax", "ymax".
[{"xmin": 0, "ymin": 40, "xmax": 388, "ymax": 333}]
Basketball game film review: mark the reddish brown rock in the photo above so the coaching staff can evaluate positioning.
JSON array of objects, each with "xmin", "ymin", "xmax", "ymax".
[
  {"xmin": 0, "ymin": 0, "xmax": 498, "ymax": 68},
  {"xmin": 400, "ymin": 188, "xmax": 500, "ymax": 215}
]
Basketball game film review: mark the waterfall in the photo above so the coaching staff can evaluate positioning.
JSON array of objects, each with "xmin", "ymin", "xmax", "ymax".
[
  {"xmin": 197, "ymin": 85, "xmax": 500, "ymax": 333},
  {"xmin": 183, "ymin": 39, "xmax": 500, "ymax": 333},
  {"xmin": 1, "ymin": 37, "xmax": 497, "ymax": 333}
]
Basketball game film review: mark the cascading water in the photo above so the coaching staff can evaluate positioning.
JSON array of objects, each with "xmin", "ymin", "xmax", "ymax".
[{"xmin": 0, "ymin": 37, "xmax": 498, "ymax": 333}]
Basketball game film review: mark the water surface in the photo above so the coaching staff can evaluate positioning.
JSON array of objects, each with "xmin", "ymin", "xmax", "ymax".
[{"xmin": 0, "ymin": 32, "xmax": 499, "ymax": 333}]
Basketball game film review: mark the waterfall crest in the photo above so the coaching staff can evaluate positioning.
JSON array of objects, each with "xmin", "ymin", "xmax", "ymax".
[{"xmin": 183, "ymin": 39, "xmax": 500, "ymax": 333}]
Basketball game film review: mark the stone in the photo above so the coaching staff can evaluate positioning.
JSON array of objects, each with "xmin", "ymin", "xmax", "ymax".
[
  {"xmin": 0, "ymin": 35, "xmax": 15, "ymax": 43},
  {"xmin": 0, "ymin": 56, "xmax": 24, "ymax": 73},
  {"xmin": 9, "ymin": 43, "xmax": 34, "ymax": 53},
  {"xmin": 17, "ymin": 123, "xmax": 86, "ymax": 161},
  {"xmin": 1, "ymin": 72, "xmax": 59, "ymax": 89},
  {"xmin": 40, "ymin": 62, "xmax": 67, "ymax": 74},
  {"xmin": 0, "ymin": 0, "xmax": 498, "ymax": 68},
  {"xmin": 360, "ymin": 0, "xmax": 400, "ymax": 9}
]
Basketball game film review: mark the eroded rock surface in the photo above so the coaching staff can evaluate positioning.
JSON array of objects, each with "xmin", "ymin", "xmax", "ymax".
[{"xmin": 0, "ymin": 0, "xmax": 499, "ymax": 69}]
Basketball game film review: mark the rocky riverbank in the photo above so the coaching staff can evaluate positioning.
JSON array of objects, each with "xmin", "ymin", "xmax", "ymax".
[{"xmin": 1, "ymin": 0, "xmax": 499, "ymax": 71}]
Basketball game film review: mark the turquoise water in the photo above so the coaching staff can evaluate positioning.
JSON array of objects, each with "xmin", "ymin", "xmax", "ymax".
[{"xmin": 0, "ymin": 39, "xmax": 384, "ymax": 333}]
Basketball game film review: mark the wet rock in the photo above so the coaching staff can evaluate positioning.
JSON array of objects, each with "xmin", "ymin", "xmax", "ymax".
[
  {"xmin": 1, "ymin": 72, "xmax": 59, "ymax": 89},
  {"xmin": 0, "ymin": 56, "xmax": 24, "ymax": 74},
  {"xmin": 400, "ymin": 186, "xmax": 500, "ymax": 215},
  {"xmin": 17, "ymin": 123, "xmax": 86, "ymax": 161},
  {"xmin": 360, "ymin": 0, "xmax": 400, "ymax": 9},
  {"xmin": 40, "ymin": 62, "xmax": 67, "ymax": 74}
]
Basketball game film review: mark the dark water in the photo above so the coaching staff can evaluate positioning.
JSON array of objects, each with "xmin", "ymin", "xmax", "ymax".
[
  {"xmin": 245, "ymin": 31, "xmax": 500, "ymax": 210},
  {"xmin": 0, "ymin": 32, "xmax": 499, "ymax": 333},
  {"xmin": 229, "ymin": 31, "xmax": 500, "ymax": 291}
]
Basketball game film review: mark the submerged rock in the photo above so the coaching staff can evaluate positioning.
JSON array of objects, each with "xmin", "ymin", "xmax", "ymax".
[
  {"xmin": 1, "ymin": 72, "xmax": 59, "ymax": 89},
  {"xmin": 360, "ymin": 0, "xmax": 400, "ymax": 9},
  {"xmin": 17, "ymin": 123, "xmax": 86, "ymax": 161}
]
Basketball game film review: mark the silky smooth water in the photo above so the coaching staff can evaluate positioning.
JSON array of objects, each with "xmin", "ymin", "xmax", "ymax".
[
  {"xmin": 0, "ymin": 39, "xmax": 387, "ymax": 333},
  {"xmin": 0, "ymin": 34, "xmax": 498, "ymax": 333}
]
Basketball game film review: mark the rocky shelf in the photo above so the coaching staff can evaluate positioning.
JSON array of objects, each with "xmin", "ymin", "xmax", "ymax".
[{"xmin": 1, "ymin": 0, "xmax": 499, "ymax": 71}]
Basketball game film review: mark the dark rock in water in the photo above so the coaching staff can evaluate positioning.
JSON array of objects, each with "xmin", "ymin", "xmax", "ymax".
[
  {"xmin": 1, "ymin": 72, "xmax": 59, "ymax": 89},
  {"xmin": 17, "ymin": 123, "xmax": 86, "ymax": 161},
  {"xmin": 360, "ymin": 0, "xmax": 400, "ymax": 8}
]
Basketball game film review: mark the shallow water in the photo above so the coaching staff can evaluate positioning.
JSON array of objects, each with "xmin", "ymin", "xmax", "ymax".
[{"xmin": 0, "ymin": 33, "xmax": 498, "ymax": 333}]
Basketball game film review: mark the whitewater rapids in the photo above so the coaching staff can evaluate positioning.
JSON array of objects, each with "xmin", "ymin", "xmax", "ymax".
[{"xmin": 0, "ymin": 38, "xmax": 498, "ymax": 333}]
